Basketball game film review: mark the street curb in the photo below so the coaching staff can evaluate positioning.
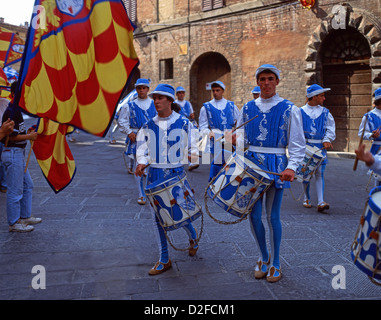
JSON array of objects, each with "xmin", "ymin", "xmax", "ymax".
[{"xmin": 327, "ymin": 151, "xmax": 356, "ymax": 159}]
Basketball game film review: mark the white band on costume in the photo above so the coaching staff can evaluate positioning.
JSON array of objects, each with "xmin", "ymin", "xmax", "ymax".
[
  {"xmin": 372, "ymin": 141, "xmax": 381, "ymax": 145},
  {"xmin": 150, "ymin": 163, "xmax": 184, "ymax": 169},
  {"xmin": 248, "ymin": 146, "xmax": 287, "ymax": 154},
  {"xmin": 306, "ymin": 139, "xmax": 323, "ymax": 144}
]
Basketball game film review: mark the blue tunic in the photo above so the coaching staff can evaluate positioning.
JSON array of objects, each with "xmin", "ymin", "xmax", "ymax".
[
  {"xmin": 365, "ymin": 112, "xmax": 381, "ymax": 155},
  {"xmin": 242, "ymin": 99, "xmax": 293, "ymax": 189},
  {"xmin": 125, "ymin": 100, "xmax": 156, "ymax": 155},
  {"xmin": 301, "ymin": 107, "xmax": 330, "ymax": 165},
  {"xmin": 203, "ymin": 100, "xmax": 235, "ymax": 156}
]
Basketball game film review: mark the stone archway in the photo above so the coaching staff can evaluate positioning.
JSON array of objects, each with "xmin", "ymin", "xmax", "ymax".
[
  {"xmin": 189, "ymin": 52, "xmax": 231, "ymax": 119},
  {"xmin": 304, "ymin": 5, "xmax": 381, "ymax": 152}
]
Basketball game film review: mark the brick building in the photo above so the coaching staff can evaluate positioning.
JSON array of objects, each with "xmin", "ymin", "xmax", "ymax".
[{"xmin": 125, "ymin": 0, "xmax": 381, "ymax": 152}]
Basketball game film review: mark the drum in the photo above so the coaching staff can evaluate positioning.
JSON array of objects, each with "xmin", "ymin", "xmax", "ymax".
[
  {"xmin": 351, "ymin": 186, "xmax": 381, "ymax": 283},
  {"xmin": 145, "ymin": 172, "xmax": 202, "ymax": 231},
  {"xmin": 206, "ymin": 152, "xmax": 274, "ymax": 218},
  {"xmin": 295, "ymin": 145, "xmax": 326, "ymax": 182}
]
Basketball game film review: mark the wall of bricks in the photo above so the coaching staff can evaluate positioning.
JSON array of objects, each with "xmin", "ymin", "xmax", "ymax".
[{"xmin": 132, "ymin": 0, "xmax": 381, "ymax": 151}]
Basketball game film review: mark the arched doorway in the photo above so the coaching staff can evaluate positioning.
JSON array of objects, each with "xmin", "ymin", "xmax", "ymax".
[
  {"xmin": 189, "ymin": 52, "xmax": 231, "ymax": 119},
  {"xmin": 320, "ymin": 27, "xmax": 372, "ymax": 152}
]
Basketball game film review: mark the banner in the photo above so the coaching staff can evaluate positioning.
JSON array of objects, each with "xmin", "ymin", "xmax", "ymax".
[
  {"xmin": 32, "ymin": 118, "xmax": 76, "ymax": 193},
  {"xmin": 0, "ymin": 27, "xmax": 25, "ymax": 67},
  {"xmin": 17, "ymin": 0, "xmax": 139, "ymax": 137}
]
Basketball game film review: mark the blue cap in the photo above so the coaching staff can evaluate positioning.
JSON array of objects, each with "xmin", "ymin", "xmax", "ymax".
[
  {"xmin": 149, "ymin": 84, "xmax": 175, "ymax": 100},
  {"xmin": 135, "ymin": 78, "xmax": 150, "ymax": 87},
  {"xmin": 251, "ymin": 86, "xmax": 260, "ymax": 94},
  {"xmin": 375, "ymin": 88, "xmax": 381, "ymax": 100},
  {"xmin": 307, "ymin": 84, "xmax": 331, "ymax": 98},
  {"xmin": 255, "ymin": 64, "xmax": 281, "ymax": 79},
  {"xmin": 210, "ymin": 80, "xmax": 225, "ymax": 90},
  {"xmin": 176, "ymin": 86, "xmax": 186, "ymax": 93}
]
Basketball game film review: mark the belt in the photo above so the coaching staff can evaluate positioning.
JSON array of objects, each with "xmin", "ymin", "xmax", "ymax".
[
  {"xmin": 248, "ymin": 146, "xmax": 287, "ymax": 154},
  {"xmin": 150, "ymin": 163, "xmax": 184, "ymax": 169},
  {"xmin": 373, "ymin": 141, "xmax": 381, "ymax": 145},
  {"xmin": 306, "ymin": 139, "xmax": 323, "ymax": 144}
]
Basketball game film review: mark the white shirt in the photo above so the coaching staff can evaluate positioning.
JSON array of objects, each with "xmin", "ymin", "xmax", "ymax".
[
  {"xmin": 118, "ymin": 97, "xmax": 153, "ymax": 135},
  {"xmin": 198, "ymin": 98, "xmax": 240, "ymax": 136},
  {"xmin": 358, "ymin": 108, "xmax": 381, "ymax": 140},
  {"xmin": 136, "ymin": 112, "xmax": 199, "ymax": 168},
  {"xmin": 236, "ymin": 94, "xmax": 305, "ymax": 172},
  {"xmin": 301, "ymin": 103, "xmax": 336, "ymax": 143}
]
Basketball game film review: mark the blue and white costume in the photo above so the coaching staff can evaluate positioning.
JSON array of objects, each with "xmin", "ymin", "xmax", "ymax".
[
  {"xmin": 301, "ymin": 99, "xmax": 335, "ymax": 207},
  {"xmin": 118, "ymin": 79, "xmax": 156, "ymax": 202},
  {"xmin": 136, "ymin": 107, "xmax": 200, "ymax": 270},
  {"xmin": 174, "ymin": 87, "xmax": 194, "ymax": 120},
  {"xmin": 358, "ymin": 88, "xmax": 381, "ymax": 186},
  {"xmin": 199, "ymin": 82, "xmax": 240, "ymax": 181},
  {"xmin": 237, "ymin": 65, "xmax": 305, "ymax": 281}
]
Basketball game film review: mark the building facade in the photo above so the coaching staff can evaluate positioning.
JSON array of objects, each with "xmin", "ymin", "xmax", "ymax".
[{"xmin": 125, "ymin": 0, "xmax": 381, "ymax": 152}]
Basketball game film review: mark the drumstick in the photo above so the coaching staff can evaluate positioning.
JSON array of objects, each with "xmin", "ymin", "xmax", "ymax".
[
  {"xmin": 354, "ymin": 116, "xmax": 368, "ymax": 171},
  {"xmin": 214, "ymin": 115, "xmax": 259, "ymax": 143}
]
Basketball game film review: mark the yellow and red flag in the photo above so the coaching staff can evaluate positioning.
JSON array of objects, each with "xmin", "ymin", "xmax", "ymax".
[
  {"xmin": 0, "ymin": 27, "xmax": 25, "ymax": 68},
  {"xmin": 32, "ymin": 118, "xmax": 76, "ymax": 193},
  {"xmin": 0, "ymin": 67, "xmax": 11, "ymax": 99},
  {"xmin": 17, "ymin": 0, "xmax": 139, "ymax": 137}
]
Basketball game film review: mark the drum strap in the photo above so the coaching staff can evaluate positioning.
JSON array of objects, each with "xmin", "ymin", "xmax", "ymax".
[{"xmin": 248, "ymin": 146, "xmax": 287, "ymax": 154}]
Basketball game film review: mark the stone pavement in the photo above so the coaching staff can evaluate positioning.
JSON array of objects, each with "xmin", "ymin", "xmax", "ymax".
[{"xmin": 1, "ymin": 120, "xmax": 381, "ymax": 301}]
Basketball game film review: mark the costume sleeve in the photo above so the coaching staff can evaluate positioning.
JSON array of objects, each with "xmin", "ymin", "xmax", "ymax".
[
  {"xmin": 188, "ymin": 121, "xmax": 200, "ymax": 158},
  {"xmin": 358, "ymin": 114, "xmax": 372, "ymax": 140},
  {"xmin": 369, "ymin": 154, "xmax": 381, "ymax": 175},
  {"xmin": 198, "ymin": 106, "xmax": 210, "ymax": 136},
  {"xmin": 136, "ymin": 125, "xmax": 150, "ymax": 166},
  {"xmin": 323, "ymin": 112, "xmax": 336, "ymax": 143},
  {"xmin": 287, "ymin": 105, "xmax": 306, "ymax": 172},
  {"xmin": 117, "ymin": 102, "xmax": 132, "ymax": 135}
]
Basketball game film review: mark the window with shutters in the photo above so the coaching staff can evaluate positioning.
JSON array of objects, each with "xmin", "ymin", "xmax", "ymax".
[
  {"xmin": 202, "ymin": 0, "xmax": 225, "ymax": 12},
  {"xmin": 123, "ymin": 0, "xmax": 137, "ymax": 23}
]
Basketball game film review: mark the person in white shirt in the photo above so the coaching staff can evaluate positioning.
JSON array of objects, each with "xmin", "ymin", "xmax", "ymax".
[
  {"xmin": 118, "ymin": 79, "xmax": 157, "ymax": 205},
  {"xmin": 300, "ymin": 84, "xmax": 336, "ymax": 212},
  {"xmin": 234, "ymin": 64, "xmax": 305, "ymax": 283},
  {"xmin": 358, "ymin": 87, "xmax": 381, "ymax": 186},
  {"xmin": 174, "ymin": 86, "xmax": 199, "ymax": 171},
  {"xmin": 135, "ymin": 84, "xmax": 200, "ymax": 275},
  {"xmin": 198, "ymin": 81, "xmax": 240, "ymax": 181}
]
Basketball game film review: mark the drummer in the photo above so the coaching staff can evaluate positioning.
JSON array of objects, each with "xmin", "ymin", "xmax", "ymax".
[
  {"xmin": 135, "ymin": 84, "xmax": 200, "ymax": 275},
  {"xmin": 358, "ymin": 87, "xmax": 381, "ymax": 186},
  {"xmin": 198, "ymin": 81, "xmax": 240, "ymax": 181},
  {"xmin": 251, "ymin": 86, "xmax": 260, "ymax": 99},
  {"xmin": 234, "ymin": 64, "xmax": 305, "ymax": 282},
  {"xmin": 300, "ymin": 84, "xmax": 336, "ymax": 213}
]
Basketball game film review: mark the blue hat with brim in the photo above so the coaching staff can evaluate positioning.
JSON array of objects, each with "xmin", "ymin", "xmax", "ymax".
[
  {"xmin": 255, "ymin": 64, "xmax": 281, "ymax": 79},
  {"xmin": 135, "ymin": 78, "xmax": 150, "ymax": 87},
  {"xmin": 210, "ymin": 80, "xmax": 226, "ymax": 90},
  {"xmin": 375, "ymin": 88, "xmax": 381, "ymax": 100},
  {"xmin": 149, "ymin": 84, "xmax": 175, "ymax": 100},
  {"xmin": 251, "ymin": 86, "xmax": 260, "ymax": 94},
  {"xmin": 176, "ymin": 86, "xmax": 186, "ymax": 93},
  {"xmin": 307, "ymin": 84, "xmax": 331, "ymax": 98}
]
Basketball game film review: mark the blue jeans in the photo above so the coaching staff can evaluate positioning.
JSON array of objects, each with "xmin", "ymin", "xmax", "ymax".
[
  {"xmin": 0, "ymin": 142, "xmax": 6, "ymax": 188},
  {"xmin": 1, "ymin": 147, "xmax": 34, "ymax": 226}
]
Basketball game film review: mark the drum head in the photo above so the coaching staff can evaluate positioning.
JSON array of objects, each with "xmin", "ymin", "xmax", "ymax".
[{"xmin": 306, "ymin": 145, "xmax": 324, "ymax": 159}]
